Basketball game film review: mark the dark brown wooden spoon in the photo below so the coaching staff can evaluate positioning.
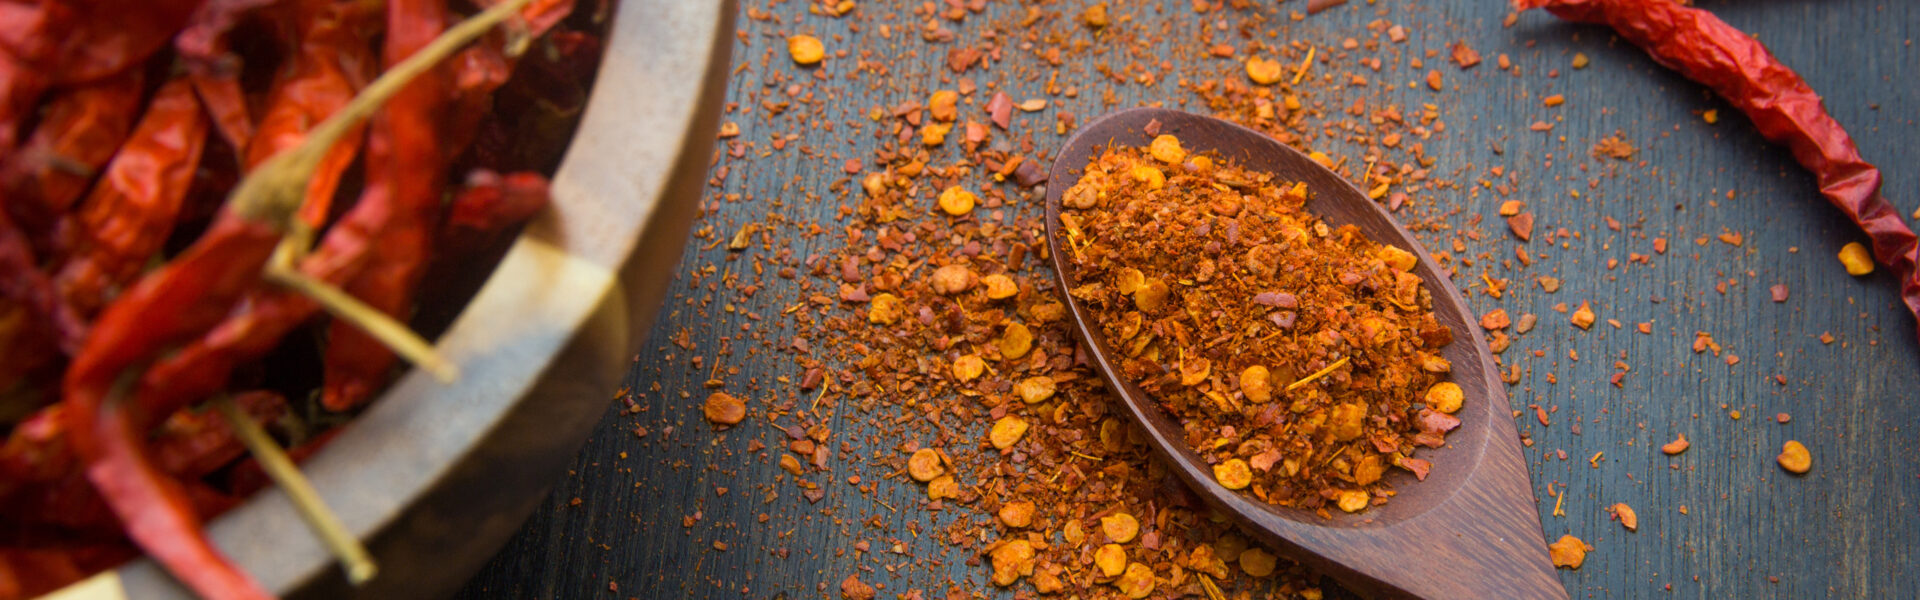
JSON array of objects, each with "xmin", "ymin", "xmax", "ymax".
[{"xmin": 1043, "ymin": 107, "xmax": 1564, "ymax": 600}]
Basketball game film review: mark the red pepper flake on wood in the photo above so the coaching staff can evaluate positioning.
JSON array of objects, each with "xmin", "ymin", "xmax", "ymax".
[
  {"xmin": 1449, "ymin": 41, "xmax": 1482, "ymax": 69},
  {"xmin": 1661, "ymin": 433, "xmax": 1689, "ymax": 455},
  {"xmin": 1548, "ymin": 534, "xmax": 1591, "ymax": 569},
  {"xmin": 1507, "ymin": 212, "xmax": 1535, "ymax": 241}
]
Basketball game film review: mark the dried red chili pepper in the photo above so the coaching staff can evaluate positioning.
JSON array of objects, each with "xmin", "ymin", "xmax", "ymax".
[
  {"xmin": 0, "ymin": 0, "xmax": 202, "ymax": 148},
  {"xmin": 0, "ymin": 210, "xmax": 83, "ymax": 355},
  {"xmin": 246, "ymin": 0, "xmax": 381, "ymax": 226},
  {"xmin": 55, "ymin": 78, "xmax": 211, "ymax": 317},
  {"xmin": 1515, "ymin": 0, "xmax": 1920, "ymax": 343},
  {"xmin": 446, "ymin": 169, "xmax": 551, "ymax": 235},
  {"xmin": 60, "ymin": 214, "xmax": 283, "ymax": 600},
  {"xmin": 0, "ymin": 69, "xmax": 145, "ymax": 247},
  {"xmin": 320, "ymin": 0, "xmax": 450, "ymax": 411},
  {"xmin": 177, "ymin": 0, "xmax": 287, "ymax": 150},
  {"xmin": 445, "ymin": 0, "xmax": 577, "ymax": 155}
]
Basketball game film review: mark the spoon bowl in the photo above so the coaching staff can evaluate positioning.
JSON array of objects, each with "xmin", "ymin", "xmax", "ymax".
[{"xmin": 1043, "ymin": 107, "xmax": 1563, "ymax": 599}]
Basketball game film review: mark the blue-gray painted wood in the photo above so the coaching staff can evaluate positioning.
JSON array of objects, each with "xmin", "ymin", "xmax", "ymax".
[{"xmin": 457, "ymin": 1, "xmax": 1919, "ymax": 598}]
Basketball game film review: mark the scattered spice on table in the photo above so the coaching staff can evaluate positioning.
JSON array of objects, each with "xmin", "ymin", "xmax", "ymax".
[
  {"xmin": 1058, "ymin": 136, "xmax": 1457, "ymax": 515},
  {"xmin": 1516, "ymin": 0, "xmax": 1920, "ymax": 345}
]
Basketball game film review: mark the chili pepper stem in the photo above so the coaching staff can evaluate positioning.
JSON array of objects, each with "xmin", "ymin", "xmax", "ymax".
[
  {"xmin": 212, "ymin": 395, "xmax": 378, "ymax": 585},
  {"xmin": 266, "ymin": 259, "xmax": 459, "ymax": 382}
]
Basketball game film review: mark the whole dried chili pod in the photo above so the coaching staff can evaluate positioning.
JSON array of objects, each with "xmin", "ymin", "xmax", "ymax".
[
  {"xmin": 0, "ymin": 210, "xmax": 83, "ymax": 357},
  {"xmin": 246, "ymin": 0, "xmax": 381, "ymax": 226},
  {"xmin": 444, "ymin": 0, "xmax": 576, "ymax": 151},
  {"xmin": 0, "ymin": 0, "xmax": 202, "ymax": 149},
  {"xmin": 177, "ymin": 0, "xmax": 287, "ymax": 150},
  {"xmin": 0, "ymin": 69, "xmax": 146, "ymax": 247},
  {"xmin": 60, "ymin": 215, "xmax": 282, "ymax": 600},
  {"xmin": 320, "ymin": 0, "xmax": 450, "ymax": 412},
  {"xmin": 56, "ymin": 78, "xmax": 212, "ymax": 317},
  {"xmin": 1513, "ymin": 0, "xmax": 1920, "ymax": 344}
]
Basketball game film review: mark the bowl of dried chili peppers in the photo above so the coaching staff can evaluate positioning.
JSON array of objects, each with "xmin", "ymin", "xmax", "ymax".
[{"xmin": 0, "ymin": 0, "xmax": 734, "ymax": 598}]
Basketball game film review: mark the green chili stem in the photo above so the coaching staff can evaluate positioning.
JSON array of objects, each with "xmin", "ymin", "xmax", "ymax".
[{"xmin": 212, "ymin": 396, "xmax": 378, "ymax": 585}]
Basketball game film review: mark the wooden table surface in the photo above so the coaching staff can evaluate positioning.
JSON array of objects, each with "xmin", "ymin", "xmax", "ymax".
[{"xmin": 455, "ymin": 1, "xmax": 1919, "ymax": 598}]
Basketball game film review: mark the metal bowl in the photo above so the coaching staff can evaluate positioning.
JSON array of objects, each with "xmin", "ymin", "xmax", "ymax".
[{"xmin": 57, "ymin": 1, "xmax": 736, "ymax": 598}]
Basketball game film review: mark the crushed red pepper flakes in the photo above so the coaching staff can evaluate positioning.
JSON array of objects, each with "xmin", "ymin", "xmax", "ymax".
[
  {"xmin": 1608, "ymin": 503, "xmax": 1638, "ymax": 531},
  {"xmin": 1060, "ymin": 138, "xmax": 1457, "ymax": 514}
]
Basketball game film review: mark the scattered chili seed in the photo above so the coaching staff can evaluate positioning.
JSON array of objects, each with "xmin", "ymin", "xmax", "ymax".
[
  {"xmin": 989, "ymin": 415, "xmax": 1029, "ymax": 449},
  {"xmin": 1777, "ymin": 440, "xmax": 1812, "ymax": 474},
  {"xmin": 1115, "ymin": 562, "xmax": 1155, "ymax": 598},
  {"xmin": 1094, "ymin": 544, "xmax": 1128, "ymax": 577},
  {"xmin": 1570, "ymin": 52, "xmax": 1590, "ymax": 69},
  {"xmin": 1426, "ymin": 382, "xmax": 1464, "ymax": 414},
  {"xmin": 787, "ymin": 35, "xmax": 825, "ymax": 65},
  {"xmin": 1837, "ymin": 241, "xmax": 1874, "ymax": 275},
  {"xmin": 907, "ymin": 448, "xmax": 945, "ymax": 482},
  {"xmin": 1100, "ymin": 512, "xmax": 1140, "ymax": 543},
  {"xmin": 938, "ymin": 185, "xmax": 977, "ymax": 216},
  {"xmin": 1245, "ymin": 57, "xmax": 1284, "ymax": 85}
]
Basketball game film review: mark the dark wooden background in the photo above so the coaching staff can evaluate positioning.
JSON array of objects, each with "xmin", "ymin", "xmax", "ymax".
[{"xmin": 456, "ymin": 1, "xmax": 1920, "ymax": 598}]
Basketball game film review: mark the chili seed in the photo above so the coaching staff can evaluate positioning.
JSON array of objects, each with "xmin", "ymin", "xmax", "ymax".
[
  {"xmin": 1014, "ymin": 376, "xmax": 1057, "ymax": 404},
  {"xmin": 1130, "ymin": 165, "xmax": 1165, "ymax": 190},
  {"xmin": 906, "ymin": 448, "xmax": 944, "ymax": 482},
  {"xmin": 1837, "ymin": 242, "xmax": 1874, "ymax": 275},
  {"xmin": 989, "ymin": 416, "xmax": 1029, "ymax": 449},
  {"xmin": 1238, "ymin": 547, "xmax": 1277, "ymax": 577},
  {"xmin": 1213, "ymin": 458, "xmax": 1253, "ymax": 489},
  {"xmin": 1245, "ymin": 57, "xmax": 1284, "ymax": 85},
  {"xmin": 1148, "ymin": 135, "xmax": 1188, "ymax": 164},
  {"xmin": 931, "ymin": 263, "xmax": 976, "ymax": 295},
  {"xmin": 1609, "ymin": 503, "xmax": 1638, "ymax": 531},
  {"xmin": 1240, "ymin": 366, "xmax": 1273, "ymax": 404},
  {"xmin": 786, "ymin": 35, "xmax": 824, "ymax": 65},
  {"xmin": 1115, "ymin": 562, "xmax": 1155, "ymax": 598},
  {"xmin": 1425, "ymin": 381, "xmax": 1463, "ymax": 414},
  {"xmin": 951, "ymin": 354, "xmax": 986, "ymax": 381},
  {"xmin": 867, "ymin": 293, "xmax": 903, "ymax": 324},
  {"xmin": 937, "ymin": 186, "xmax": 977, "ymax": 216},
  {"xmin": 1094, "ymin": 544, "xmax": 1128, "ymax": 577},
  {"xmin": 1777, "ymin": 440, "xmax": 1811, "ymax": 474},
  {"xmin": 1100, "ymin": 512, "xmax": 1140, "ymax": 543},
  {"xmin": 927, "ymin": 90, "xmax": 958, "ymax": 122}
]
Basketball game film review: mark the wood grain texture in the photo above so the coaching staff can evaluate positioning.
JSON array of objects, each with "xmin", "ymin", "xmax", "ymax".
[
  {"xmin": 457, "ymin": 0, "xmax": 1920, "ymax": 598},
  {"xmin": 1043, "ymin": 107, "xmax": 1559, "ymax": 599}
]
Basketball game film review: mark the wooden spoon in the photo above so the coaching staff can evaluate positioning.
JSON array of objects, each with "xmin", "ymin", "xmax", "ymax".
[{"xmin": 1043, "ymin": 107, "xmax": 1564, "ymax": 600}]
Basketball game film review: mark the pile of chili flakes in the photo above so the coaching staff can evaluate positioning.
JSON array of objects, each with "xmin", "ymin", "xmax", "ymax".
[{"xmin": 1058, "ymin": 138, "xmax": 1461, "ymax": 516}]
